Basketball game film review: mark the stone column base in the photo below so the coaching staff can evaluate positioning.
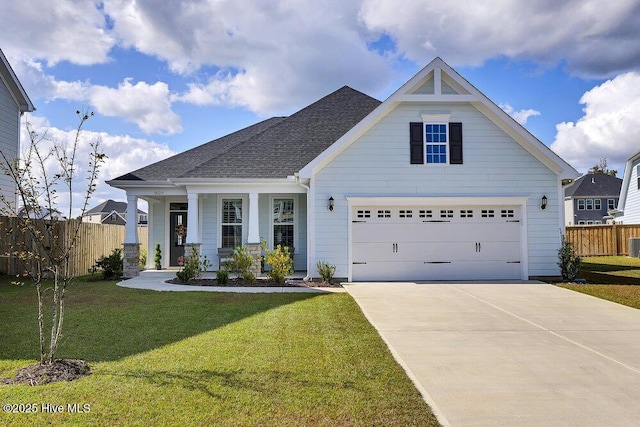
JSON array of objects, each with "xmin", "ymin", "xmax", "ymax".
[
  {"xmin": 123, "ymin": 243, "xmax": 141, "ymax": 278},
  {"xmin": 184, "ymin": 243, "xmax": 202, "ymax": 260},
  {"xmin": 246, "ymin": 243, "xmax": 262, "ymax": 277}
]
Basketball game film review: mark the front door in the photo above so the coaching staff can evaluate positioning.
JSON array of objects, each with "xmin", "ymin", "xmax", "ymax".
[{"xmin": 170, "ymin": 211, "xmax": 187, "ymax": 266}]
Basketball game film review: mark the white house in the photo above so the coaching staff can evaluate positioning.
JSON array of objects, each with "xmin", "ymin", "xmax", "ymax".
[
  {"xmin": 108, "ymin": 58, "xmax": 578, "ymax": 280},
  {"xmin": 612, "ymin": 149, "xmax": 640, "ymax": 224},
  {"xmin": 0, "ymin": 49, "xmax": 35, "ymax": 212}
]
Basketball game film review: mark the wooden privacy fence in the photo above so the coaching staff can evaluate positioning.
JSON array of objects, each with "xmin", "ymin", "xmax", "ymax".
[
  {"xmin": 565, "ymin": 224, "xmax": 640, "ymax": 257},
  {"xmin": 0, "ymin": 216, "xmax": 148, "ymax": 277}
]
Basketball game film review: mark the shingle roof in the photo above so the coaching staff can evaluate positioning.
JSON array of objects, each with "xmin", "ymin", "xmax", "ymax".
[
  {"xmin": 111, "ymin": 86, "xmax": 380, "ymax": 181},
  {"xmin": 85, "ymin": 199, "xmax": 145, "ymax": 215},
  {"xmin": 564, "ymin": 173, "xmax": 622, "ymax": 198}
]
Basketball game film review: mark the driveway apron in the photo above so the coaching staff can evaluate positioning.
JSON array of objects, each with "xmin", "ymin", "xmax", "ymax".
[{"xmin": 344, "ymin": 282, "xmax": 640, "ymax": 426}]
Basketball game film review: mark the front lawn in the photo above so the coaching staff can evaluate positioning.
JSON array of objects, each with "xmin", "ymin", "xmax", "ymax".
[
  {"xmin": 558, "ymin": 256, "xmax": 640, "ymax": 309},
  {"xmin": 0, "ymin": 277, "xmax": 438, "ymax": 426}
]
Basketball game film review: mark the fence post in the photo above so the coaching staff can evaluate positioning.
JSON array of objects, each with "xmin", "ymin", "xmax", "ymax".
[{"xmin": 612, "ymin": 222, "xmax": 618, "ymax": 256}]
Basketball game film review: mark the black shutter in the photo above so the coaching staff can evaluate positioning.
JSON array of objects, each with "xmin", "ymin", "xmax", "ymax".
[
  {"xmin": 410, "ymin": 122, "xmax": 423, "ymax": 164},
  {"xmin": 449, "ymin": 122, "xmax": 463, "ymax": 164}
]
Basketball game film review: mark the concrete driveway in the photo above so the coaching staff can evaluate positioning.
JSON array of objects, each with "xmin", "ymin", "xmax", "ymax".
[{"xmin": 344, "ymin": 282, "xmax": 640, "ymax": 426}]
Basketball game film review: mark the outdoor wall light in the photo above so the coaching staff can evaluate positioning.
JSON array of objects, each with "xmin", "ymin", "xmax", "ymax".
[
  {"xmin": 328, "ymin": 196, "xmax": 334, "ymax": 211},
  {"xmin": 541, "ymin": 195, "xmax": 548, "ymax": 210}
]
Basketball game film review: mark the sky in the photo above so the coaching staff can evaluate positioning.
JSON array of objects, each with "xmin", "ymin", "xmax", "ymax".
[{"xmin": 2, "ymin": 0, "xmax": 640, "ymax": 216}]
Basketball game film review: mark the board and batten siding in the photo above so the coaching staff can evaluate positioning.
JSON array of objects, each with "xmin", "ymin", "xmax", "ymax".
[
  {"xmin": 0, "ymin": 76, "xmax": 20, "ymax": 210},
  {"xmin": 313, "ymin": 102, "xmax": 562, "ymax": 279}
]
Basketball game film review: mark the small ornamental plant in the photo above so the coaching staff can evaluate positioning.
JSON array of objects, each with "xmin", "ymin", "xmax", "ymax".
[
  {"xmin": 229, "ymin": 246, "xmax": 256, "ymax": 284},
  {"xmin": 316, "ymin": 260, "xmax": 336, "ymax": 284},
  {"xmin": 154, "ymin": 243, "xmax": 162, "ymax": 270},
  {"xmin": 262, "ymin": 242, "xmax": 293, "ymax": 285},
  {"xmin": 558, "ymin": 233, "xmax": 581, "ymax": 282}
]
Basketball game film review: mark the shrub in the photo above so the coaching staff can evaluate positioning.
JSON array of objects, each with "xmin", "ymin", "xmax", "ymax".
[
  {"xmin": 93, "ymin": 248, "xmax": 123, "ymax": 280},
  {"xmin": 262, "ymin": 242, "xmax": 293, "ymax": 285},
  {"xmin": 154, "ymin": 243, "xmax": 162, "ymax": 270},
  {"xmin": 139, "ymin": 247, "xmax": 147, "ymax": 270},
  {"xmin": 216, "ymin": 268, "xmax": 230, "ymax": 285},
  {"xmin": 229, "ymin": 246, "xmax": 256, "ymax": 284},
  {"xmin": 176, "ymin": 249, "xmax": 212, "ymax": 284},
  {"xmin": 316, "ymin": 260, "xmax": 336, "ymax": 283},
  {"xmin": 558, "ymin": 233, "xmax": 581, "ymax": 282}
]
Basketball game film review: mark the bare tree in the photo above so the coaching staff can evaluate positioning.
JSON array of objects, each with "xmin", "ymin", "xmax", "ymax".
[{"xmin": 0, "ymin": 110, "xmax": 106, "ymax": 365}]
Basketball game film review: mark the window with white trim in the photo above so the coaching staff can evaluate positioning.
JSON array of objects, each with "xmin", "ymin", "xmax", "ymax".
[
  {"xmin": 273, "ymin": 198, "xmax": 294, "ymax": 249},
  {"xmin": 221, "ymin": 199, "xmax": 243, "ymax": 248},
  {"xmin": 425, "ymin": 123, "xmax": 448, "ymax": 164},
  {"xmin": 608, "ymin": 199, "xmax": 616, "ymax": 210}
]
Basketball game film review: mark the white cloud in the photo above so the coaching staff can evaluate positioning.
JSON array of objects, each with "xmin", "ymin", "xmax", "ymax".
[
  {"xmin": 90, "ymin": 79, "xmax": 182, "ymax": 135},
  {"xmin": 103, "ymin": 0, "xmax": 392, "ymax": 115},
  {"xmin": 358, "ymin": 0, "xmax": 640, "ymax": 78},
  {"xmin": 550, "ymin": 72, "xmax": 640, "ymax": 174},
  {"xmin": 500, "ymin": 103, "xmax": 540, "ymax": 125},
  {"xmin": 0, "ymin": 0, "xmax": 114, "ymax": 66},
  {"xmin": 19, "ymin": 115, "xmax": 176, "ymax": 217},
  {"xmin": 10, "ymin": 59, "xmax": 182, "ymax": 135}
]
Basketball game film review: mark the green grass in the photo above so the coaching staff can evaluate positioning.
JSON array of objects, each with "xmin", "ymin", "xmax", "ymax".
[
  {"xmin": 0, "ymin": 277, "xmax": 438, "ymax": 426},
  {"xmin": 558, "ymin": 256, "xmax": 640, "ymax": 309}
]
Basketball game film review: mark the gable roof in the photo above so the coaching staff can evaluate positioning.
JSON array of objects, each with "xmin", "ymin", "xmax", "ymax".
[
  {"xmin": 299, "ymin": 57, "xmax": 578, "ymax": 180},
  {"xmin": 564, "ymin": 173, "xmax": 622, "ymax": 198},
  {"xmin": 85, "ymin": 199, "xmax": 145, "ymax": 215},
  {"xmin": 110, "ymin": 86, "xmax": 380, "ymax": 183},
  {"xmin": 0, "ymin": 49, "xmax": 35, "ymax": 113}
]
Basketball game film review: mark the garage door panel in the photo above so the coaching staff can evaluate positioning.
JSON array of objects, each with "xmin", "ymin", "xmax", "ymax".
[
  {"xmin": 351, "ymin": 205, "xmax": 523, "ymax": 281},
  {"xmin": 352, "ymin": 261, "xmax": 429, "ymax": 281}
]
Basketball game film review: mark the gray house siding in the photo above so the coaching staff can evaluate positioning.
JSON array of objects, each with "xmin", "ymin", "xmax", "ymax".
[{"xmin": 0, "ymin": 76, "xmax": 20, "ymax": 210}]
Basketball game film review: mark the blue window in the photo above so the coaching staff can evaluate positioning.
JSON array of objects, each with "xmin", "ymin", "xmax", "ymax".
[{"xmin": 425, "ymin": 124, "xmax": 447, "ymax": 164}]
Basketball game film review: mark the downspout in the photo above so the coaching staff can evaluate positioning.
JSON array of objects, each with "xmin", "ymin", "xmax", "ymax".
[{"xmin": 293, "ymin": 173, "xmax": 312, "ymax": 281}]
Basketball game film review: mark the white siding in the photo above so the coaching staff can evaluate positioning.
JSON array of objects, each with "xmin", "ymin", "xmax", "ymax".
[
  {"xmin": 619, "ymin": 160, "xmax": 640, "ymax": 223},
  {"xmin": 565, "ymin": 199, "xmax": 575, "ymax": 226},
  {"xmin": 314, "ymin": 103, "xmax": 561, "ymax": 279},
  {"xmin": 149, "ymin": 199, "xmax": 166, "ymax": 267},
  {"xmin": 0, "ymin": 77, "xmax": 19, "ymax": 211},
  {"xmin": 200, "ymin": 196, "xmax": 218, "ymax": 268}
]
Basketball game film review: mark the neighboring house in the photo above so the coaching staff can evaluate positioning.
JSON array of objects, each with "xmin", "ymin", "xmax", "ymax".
[
  {"xmin": 108, "ymin": 57, "xmax": 578, "ymax": 280},
  {"xmin": 612, "ymin": 150, "xmax": 640, "ymax": 224},
  {"xmin": 0, "ymin": 49, "xmax": 35, "ymax": 212},
  {"xmin": 17, "ymin": 206, "xmax": 65, "ymax": 221},
  {"xmin": 82, "ymin": 199, "xmax": 147, "ymax": 226},
  {"xmin": 564, "ymin": 173, "xmax": 622, "ymax": 226}
]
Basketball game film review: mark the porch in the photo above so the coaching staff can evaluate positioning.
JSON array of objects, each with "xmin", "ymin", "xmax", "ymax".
[{"xmin": 123, "ymin": 186, "xmax": 309, "ymax": 275}]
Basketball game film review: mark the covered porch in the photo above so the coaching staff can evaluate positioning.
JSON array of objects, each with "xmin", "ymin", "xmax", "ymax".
[{"xmin": 122, "ymin": 180, "xmax": 310, "ymax": 277}]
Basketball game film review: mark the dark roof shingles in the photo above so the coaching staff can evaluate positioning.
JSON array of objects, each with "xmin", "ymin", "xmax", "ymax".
[
  {"xmin": 113, "ymin": 86, "xmax": 380, "ymax": 181},
  {"xmin": 564, "ymin": 173, "xmax": 622, "ymax": 198}
]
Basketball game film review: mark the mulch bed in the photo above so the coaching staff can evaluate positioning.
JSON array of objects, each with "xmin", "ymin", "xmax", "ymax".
[
  {"xmin": 166, "ymin": 278, "xmax": 342, "ymax": 288},
  {"xmin": 2, "ymin": 359, "xmax": 91, "ymax": 386}
]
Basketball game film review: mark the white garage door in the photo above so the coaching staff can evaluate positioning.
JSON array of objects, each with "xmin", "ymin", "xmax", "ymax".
[{"xmin": 352, "ymin": 206, "xmax": 523, "ymax": 281}]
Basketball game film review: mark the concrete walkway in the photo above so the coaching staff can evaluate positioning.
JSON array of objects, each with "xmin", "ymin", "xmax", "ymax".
[
  {"xmin": 344, "ymin": 282, "xmax": 640, "ymax": 426},
  {"xmin": 117, "ymin": 270, "xmax": 345, "ymax": 293}
]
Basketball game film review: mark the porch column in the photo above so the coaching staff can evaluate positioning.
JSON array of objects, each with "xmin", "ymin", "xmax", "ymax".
[
  {"xmin": 125, "ymin": 193, "xmax": 138, "ymax": 244},
  {"xmin": 247, "ymin": 192, "xmax": 260, "ymax": 244},
  {"xmin": 186, "ymin": 192, "xmax": 200, "ymax": 244},
  {"xmin": 246, "ymin": 192, "xmax": 261, "ymax": 276},
  {"xmin": 123, "ymin": 193, "xmax": 140, "ymax": 278}
]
